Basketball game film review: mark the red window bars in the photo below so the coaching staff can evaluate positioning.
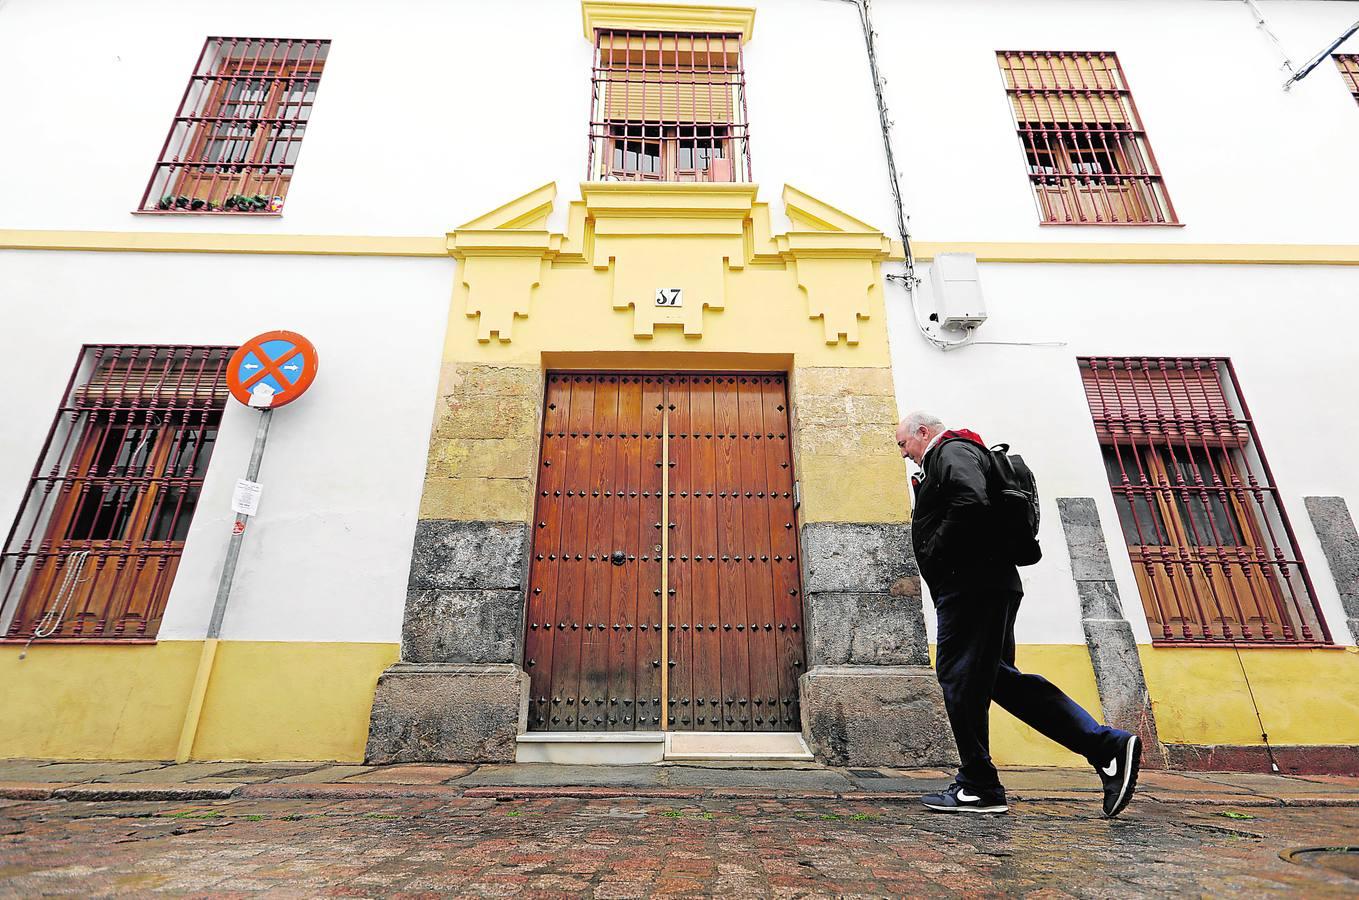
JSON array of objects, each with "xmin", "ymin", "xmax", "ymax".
[
  {"xmin": 1335, "ymin": 55, "xmax": 1359, "ymax": 105},
  {"xmin": 0, "ymin": 346, "xmax": 233, "ymax": 643},
  {"xmin": 587, "ymin": 29, "xmax": 751, "ymax": 183},
  {"xmin": 137, "ymin": 37, "xmax": 329, "ymax": 215},
  {"xmin": 1079, "ymin": 357, "xmax": 1328, "ymax": 646},
  {"xmin": 998, "ymin": 52, "xmax": 1176, "ymax": 225}
]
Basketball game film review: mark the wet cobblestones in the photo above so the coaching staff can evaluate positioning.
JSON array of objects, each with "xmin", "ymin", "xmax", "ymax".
[{"xmin": 2, "ymin": 795, "xmax": 1357, "ymax": 897}]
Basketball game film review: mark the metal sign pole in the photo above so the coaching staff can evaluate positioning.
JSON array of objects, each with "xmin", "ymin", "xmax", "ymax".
[
  {"xmin": 174, "ymin": 407, "xmax": 273, "ymax": 762},
  {"xmin": 208, "ymin": 407, "xmax": 273, "ymax": 638}
]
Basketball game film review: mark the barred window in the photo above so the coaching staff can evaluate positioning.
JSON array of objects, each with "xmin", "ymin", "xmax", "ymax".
[
  {"xmin": 588, "ymin": 29, "xmax": 750, "ymax": 183},
  {"xmin": 1, "ymin": 346, "xmax": 233, "ymax": 643},
  {"xmin": 137, "ymin": 38, "xmax": 329, "ymax": 215},
  {"xmin": 1079, "ymin": 357, "xmax": 1328, "ymax": 645},
  {"xmin": 998, "ymin": 51, "xmax": 1176, "ymax": 225},
  {"xmin": 1335, "ymin": 55, "xmax": 1359, "ymax": 105}
]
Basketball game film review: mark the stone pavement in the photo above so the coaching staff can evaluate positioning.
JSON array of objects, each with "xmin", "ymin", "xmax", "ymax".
[
  {"xmin": 2, "ymin": 792, "xmax": 1358, "ymax": 896},
  {"xmin": 3, "ymin": 758, "xmax": 1359, "ymax": 807},
  {"xmin": 2, "ymin": 760, "xmax": 1359, "ymax": 896}
]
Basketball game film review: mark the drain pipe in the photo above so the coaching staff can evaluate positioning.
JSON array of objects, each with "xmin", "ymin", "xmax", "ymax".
[{"xmin": 837, "ymin": 0, "xmax": 971, "ymax": 352}]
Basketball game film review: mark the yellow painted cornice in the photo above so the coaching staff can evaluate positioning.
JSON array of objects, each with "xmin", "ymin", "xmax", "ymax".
[
  {"xmin": 581, "ymin": 0, "xmax": 756, "ymax": 40},
  {"xmin": 5, "ymin": 230, "xmax": 1358, "ymax": 268},
  {"xmin": 0, "ymin": 229, "xmax": 446, "ymax": 257},
  {"xmin": 783, "ymin": 185, "xmax": 878, "ymax": 234},
  {"xmin": 457, "ymin": 182, "xmax": 557, "ymax": 231},
  {"xmin": 912, "ymin": 241, "xmax": 1359, "ymax": 266},
  {"xmin": 581, "ymin": 180, "xmax": 759, "ymax": 221}
]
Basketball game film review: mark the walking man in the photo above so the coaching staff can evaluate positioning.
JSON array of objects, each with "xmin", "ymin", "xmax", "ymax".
[{"xmin": 896, "ymin": 411, "xmax": 1142, "ymax": 817}]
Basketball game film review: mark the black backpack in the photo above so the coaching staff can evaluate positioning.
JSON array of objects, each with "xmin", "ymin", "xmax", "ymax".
[{"xmin": 987, "ymin": 444, "xmax": 1042, "ymax": 566}]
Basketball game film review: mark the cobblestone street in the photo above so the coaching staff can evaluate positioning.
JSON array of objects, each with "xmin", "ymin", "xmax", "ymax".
[{"xmin": 2, "ymin": 791, "xmax": 1358, "ymax": 897}]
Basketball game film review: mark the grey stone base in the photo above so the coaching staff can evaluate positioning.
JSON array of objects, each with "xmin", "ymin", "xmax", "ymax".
[
  {"xmin": 799, "ymin": 665, "xmax": 958, "ymax": 768},
  {"xmin": 365, "ymin": 663, "xmax": 528, "ymax": 764},
  {"xmin": 1305, "ymin": 497, "xmax": 1359, "ymax": 644}
]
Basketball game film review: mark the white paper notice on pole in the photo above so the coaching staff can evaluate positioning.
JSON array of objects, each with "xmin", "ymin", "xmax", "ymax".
[
  {"xmin": 248, "ymin": 383, "xmax": 276, "ymax": 408},
  {"xmin": 232, "ymin": 479, "xmax": 263, "ymax": 517}
]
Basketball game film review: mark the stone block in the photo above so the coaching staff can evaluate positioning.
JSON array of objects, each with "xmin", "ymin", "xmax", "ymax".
[
  {"xmin": 793, "ymin": 366, "xmax": 896, "ymax": 400},
  {"xmin": 1076, "ymin": 580, "xmax": 1125, "ymax": 621},
  {"xmin": 801, "ymin": 522, "xmax": 915, "ymax": 594},
  {"xmin": 402, "ymin": 589, "xmax": 523, "ymax": 664},
  {"xmin": 418, "ymin": 476, "xmax": 535, "ymax": 524},
  {"xmin": 1082, "ymin": 620, "xmax": 1157, "ymax": 730},
  {"xmin": 805, "ymin": 592, "xmax": 928, "ymax": 667},
  {"xmin": 797, "ymin": 455, "xmax": 910, "ymax": 525},
  {"xmin": 408, "ymin": 519, "xmax": 529, "ymax": 591},
  {"xmin": 1057, "ymin": 497, "xmax": 1116, "ymax": 582},
  {"xmin": 365, "ymin": 663, "xmax": 528, "ymax": 764},
  {"xmin": 1305, "ymin": 497, "xmax": 1359, "ymax": 619},
  {"xmin": 799, "ymin": 665, "xmax": 958, "ymax": 768}
]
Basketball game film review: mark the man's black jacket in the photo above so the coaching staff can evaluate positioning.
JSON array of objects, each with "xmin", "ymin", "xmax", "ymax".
[{"xmin": 911, "ymin": 433, "xmax": 1021, "ymax": 593}]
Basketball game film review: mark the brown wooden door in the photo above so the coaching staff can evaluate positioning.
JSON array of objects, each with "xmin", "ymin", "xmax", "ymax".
[
  {"xmin": 524, "ymin": 372, "xmax": 806, "ymax": 733},
  {"xmin": 667, "ymin": 374, "xmax": 805, "ymax": 731}
]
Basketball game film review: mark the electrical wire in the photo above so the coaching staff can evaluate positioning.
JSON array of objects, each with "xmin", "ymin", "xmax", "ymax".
[
  {"xmin": 1285, "ymin": 18, "xmax": 1359, "ymax": 90},
  {"xmin": 840, "ymin": 0, "xmax": 969, "ymax": 351},
  {"xmin": 1232, "ymin": 643, "xmax": 1282, "ymax": 773},
  {"xmin": 843, "ymin": 0, "xmax": 1065, "ymax": 353}
]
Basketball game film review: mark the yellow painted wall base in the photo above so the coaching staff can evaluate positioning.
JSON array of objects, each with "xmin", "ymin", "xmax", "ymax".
[
  {"xmin": 6, "ymin": 640, "xmax": 1356, "ymax": 763},
  {"xmin": 1141, "ymin": 646, "xmax": 1359, "ymax": 746},
  {"xmin": 925, "ymin": 644, "xmax": 1107, "ymax": 769},
  {"xmin": 0, "ymin": 641, "xmax": 398, "ymax": 762}
]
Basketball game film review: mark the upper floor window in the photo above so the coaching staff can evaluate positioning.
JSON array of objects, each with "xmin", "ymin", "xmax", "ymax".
[
  {"xmin": 1079, "ymin": 357, "xmax": 1328, "ymax": 646},
  {"xmin": 587, "ymin": 29, "xmax": 750, "ymax": 183},
  {"xmin": 1, "ymin": 346, "xmax": 233, "ymax": 643},
  {"xmin": 1335, "ymin": 54, "xmax": 1359, "ymax": 105},
  {"xmin": 998, "ymin": 51, "xmax": 1176, "ymax": 225},
  {"xmin": 137, "ymin": 38, "xmax": 330, "ymax": 215}
]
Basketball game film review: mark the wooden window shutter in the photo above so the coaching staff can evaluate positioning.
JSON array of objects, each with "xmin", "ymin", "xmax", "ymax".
[
  {"xmin": 999, "ymin": 52, "xmax": 1130, "ymax": 124},
  {"xmin": 599, "ymin": 32, "xmax": 738, "ymax": 124},
  {"xmin": 1081, "ymin": 358, "xmax": 1249, "ymax": 448},
  {"xmin": 72, "ymin": 347, "xmax": 232, "ymax": 409}
]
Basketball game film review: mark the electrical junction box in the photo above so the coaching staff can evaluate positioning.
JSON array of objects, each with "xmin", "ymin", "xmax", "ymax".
[{"xmin": 929, "ymin": 252, "xmax": 988, "ymax": 330}]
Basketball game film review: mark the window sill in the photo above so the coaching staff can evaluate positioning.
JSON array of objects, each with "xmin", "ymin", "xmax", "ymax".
[
  {"xmin": 131, "ymin": 210, "xmax": 283, "ymax": 218},
  {"xmin": 1149, "ymin": 639, "xmax": 1338, "ymax": 649},
  {"xmin": 0, "ymin": 637, "xmax": 158, "ymax": 645},
  {"xmin": 1038, "ymin": 221, "xmax": 1185, "ymax": 228}
]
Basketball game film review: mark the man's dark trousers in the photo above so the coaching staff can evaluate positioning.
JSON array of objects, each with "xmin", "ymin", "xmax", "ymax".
[{"xmin": 934, "ymin": 577, "xmax": 1126, "ymax": 791}]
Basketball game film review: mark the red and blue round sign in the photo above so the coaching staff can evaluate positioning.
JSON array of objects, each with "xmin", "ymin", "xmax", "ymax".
[{"xmin": 226, "ymin": 330, "xmax": 319, "ymax": 408}]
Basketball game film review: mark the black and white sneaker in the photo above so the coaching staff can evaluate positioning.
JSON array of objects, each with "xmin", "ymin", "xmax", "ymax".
[
  {"xmin": 1098, "ymin": 733, "xmax": 1142, "ymax": 818},
  {"xmin": 920, "ymin": 782, "xmax": 1008, "ymax": 814}
]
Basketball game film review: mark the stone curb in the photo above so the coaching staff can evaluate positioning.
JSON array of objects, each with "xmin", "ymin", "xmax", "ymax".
[
  {"xmin": 235, "ymin": 783, "xmax": 461, "ymax": 801},
  {"xmin": 3, "ymin": 780, "xmax": 1358, "ymax": 807},
  {"xmin": 50, "ymin": 783, "xmax": 240, "ymax": 801},
  {"xmin": 0, "ymin": 783, "xmax": 70, "ymax": 800},
  {"xmin": 461, "ymin": 787, "xmax": 704, "ymax": 801}
]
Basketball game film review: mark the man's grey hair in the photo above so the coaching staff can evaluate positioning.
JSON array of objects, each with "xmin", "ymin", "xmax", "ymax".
[{"xmin": 900, "ymin": 410, "xmax": 944, "ymax": 434}]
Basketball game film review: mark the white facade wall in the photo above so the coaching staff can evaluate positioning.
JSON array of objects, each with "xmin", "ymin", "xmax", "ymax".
[
  {"xmin": 2, "ymin": 0, "xmax": 1358, "ymax": 651},
  {"xmin": 876, "ymin": 0, "xmax": 1359, "ymax": 244},
  {"xmin": 892, "ymin": 261, "xmax": 1359, "ymax": 646},
  {"xmin": 0, "ymin": 0, "xmax": 885, "ymax": 237},
  {"xmin": 0, "ymin": 251, "xmax": 451, "ymax": 642}
]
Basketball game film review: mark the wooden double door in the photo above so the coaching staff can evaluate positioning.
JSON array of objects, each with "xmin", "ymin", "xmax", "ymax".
[{"xmin": 524, "ymin": 372, "xmax": 806, "ymax": 732}]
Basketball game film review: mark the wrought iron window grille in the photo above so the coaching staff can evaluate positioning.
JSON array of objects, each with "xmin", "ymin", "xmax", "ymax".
[
  {"xmin": 136, "ymin": 37, "xmax": 329, "ymax": 215},
  {"xmin": 998, "ymin": 51, "xmax": 1176, "ymax": 225},
  {"xmin": 1079, "ymin": 356, "xmax": 1328, "ymax": 646},
  {"xmin": 587, "ymin": 29, "xmax": 751, "ymax": 183},
  {"xmin": 1335, "ymin": 54, "xmax": 1359, "ymax": 105},
  {"xmin": 0, "ymin": 345, "xmax": 234, "ymax": 643}
]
